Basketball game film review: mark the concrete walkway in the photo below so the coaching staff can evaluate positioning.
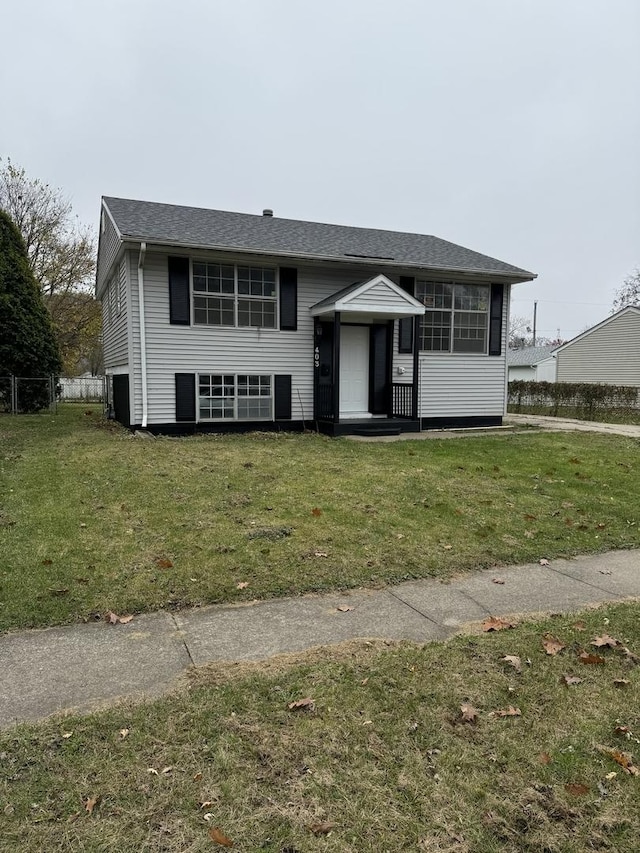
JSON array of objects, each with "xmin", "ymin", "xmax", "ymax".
[
  {"xmin": 1, "ymin": 549, "xmax": 639, "ymax": 729},
  {"xmin": 505, "ymin": 413, "xmax": 640, "ymax": 437}
]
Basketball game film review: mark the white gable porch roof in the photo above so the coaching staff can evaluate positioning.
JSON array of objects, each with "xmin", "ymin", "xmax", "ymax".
[{"xmin": 310, "ymin": 274, "xmax": 426, "ymax": 318}]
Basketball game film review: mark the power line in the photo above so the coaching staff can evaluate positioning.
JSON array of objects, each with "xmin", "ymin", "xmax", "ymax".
[{"xmin": 511, "ymin": 298, "xmax": 610, "ymax": 307}]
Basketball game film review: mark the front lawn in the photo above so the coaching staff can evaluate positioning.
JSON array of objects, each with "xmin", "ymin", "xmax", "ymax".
[
  {"xmin": 1, "ymin": 406, "xmax": 640, "ymax": 632},
  {"xmin": 1, "ymin": 602, "xmax": 638, "ymax": 851}
]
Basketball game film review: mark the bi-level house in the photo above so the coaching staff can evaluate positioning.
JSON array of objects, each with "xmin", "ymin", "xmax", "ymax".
[{"xmin": 96, "ymin": 198, "xmax": 536, "ymax": 435}]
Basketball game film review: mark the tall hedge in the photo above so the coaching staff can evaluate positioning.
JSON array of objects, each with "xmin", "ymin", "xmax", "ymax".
[
  {"xmin": 508, "ymin": 380, "xmax": 639, "ymax": 420},
  {"xmin": 0, "ymin": 209, "xmax": 61, "ymax": 410}
]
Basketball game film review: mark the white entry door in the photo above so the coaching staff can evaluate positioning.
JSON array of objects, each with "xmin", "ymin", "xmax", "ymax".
[{"xmin": 340, "ymin": 325, "xmax": 369, "ymax": 415}]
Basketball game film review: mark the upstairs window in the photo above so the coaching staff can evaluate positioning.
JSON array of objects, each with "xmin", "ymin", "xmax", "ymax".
[
  {"xmin": 193, "ymin": 263, "xmax": 277, "ymax": 328},
  {"xmin": 416, "ymin": 281, "xmax": 489, "ymax": 354}
]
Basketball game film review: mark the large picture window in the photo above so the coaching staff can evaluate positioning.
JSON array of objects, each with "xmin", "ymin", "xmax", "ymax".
[
  {"xmin": 198, "ymin": 374, "xmax": 273, "ymax": 421},
  {"xmin": 193, "ymin": 263, "xmax": 277, "ymax": 328},
  {"xmin": 416, "ymin": 281, "xmax": 489, "ymax": 353}
]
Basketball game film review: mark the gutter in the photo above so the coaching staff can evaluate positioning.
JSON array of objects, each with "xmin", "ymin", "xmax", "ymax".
[{"xmin": 137, "ymin": 242, "xmax": 148, "ymax": 428}]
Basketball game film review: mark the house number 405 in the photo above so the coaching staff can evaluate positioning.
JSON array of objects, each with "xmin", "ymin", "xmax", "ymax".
[{"xmin": 314, "ymin": 346, "xmax": 320, "ymax": 368}]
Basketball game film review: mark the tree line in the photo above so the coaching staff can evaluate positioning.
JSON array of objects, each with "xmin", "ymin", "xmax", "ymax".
[{"xmin": 0, "ymin": 159, "xmax": 101, "ymax": 384}]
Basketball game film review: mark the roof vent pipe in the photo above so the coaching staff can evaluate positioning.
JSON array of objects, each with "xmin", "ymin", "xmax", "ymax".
[{"xmin": 262, "ymin": 209, "xmax": 273, "ymax": 217}]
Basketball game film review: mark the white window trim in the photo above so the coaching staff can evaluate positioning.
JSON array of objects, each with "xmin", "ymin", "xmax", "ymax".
[
  {"xmin": 196, "ymin": 372, "xmax": 275, "ymax": 422},
  {"xmin": 191, "ymin": 260, "xmax": 279, "ymax": 329},
  {"xmin": 417, "ymin": 281, "xmax": 490, "ymax": 355}
]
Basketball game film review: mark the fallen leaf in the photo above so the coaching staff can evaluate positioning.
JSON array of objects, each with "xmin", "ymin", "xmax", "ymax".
[
  {"xmin": 492, "ymin": 578, "xmax": 505, "ymax": 585},
  {"xmin": 308, "ymin": 822, "xmax": 335, "ymax": 836},
  {"xmin": 459, "ymin": 703, "xmax": 479, "ymax": 724},
  {"xmin": 501, "ymin": 655, "xmax": 522, "ymax": 673},
  {"xmin": 562, "ymin": 674, "xmax": 582, "ymax": 686},
  {"xmin": 605, "ymin": 771, "xmax": 617, "ymax": 780},
  {"xmin": 154, "ymin": 557, "xmax": 173, "ymax": 569},
  {"xmin": 288, "ymin": 697, "xmax": 315, "ymax": 711},
  {"xmin": 236, "ymin": 581, "xmax": 249, "ymax": 589},
  {"xmin": 539, "ymin": 558, "xmax": 550, "ymax": 566},
  {"xmin": 443, "ymin": 544, "xmax": 453, "ymax": 550},
  {"xmin": 84, "ymin": 795, "xmax": 101, "ymax": 814},
  {"xmin": 208, "ymin": 826, "xmax": 234, "ymax": 846},
  {"xmin": 119, "ymin": 729, "xmax": 130, "ymax": 739},
  {"xmin": 314, "ymin": 551, "xmax": 328, "ymax": 558},
  {"xmin": 565, "ymin": 783, "xmax": 589, "ymax": 796},
  {"xmin": 523, "ymin": 513, "xmax": 537, "ymax": 521},
  {"xmin": 361, "ymin": 677, "xmax": 369, "ymax": 685},
  {"xmin": 619, "ymin": 645, "xmax": 639, "ymax": 665},
  {"xmin": 579, "ymin": 651, "xmax": 606, "ymax": 665},
  {"xmin": 311, "ymin": 507, "xmax": 322, "ymax": 517},
  {"xmin": 597, "ymin": 746, "xmax": 639, "ymax": 775},
  {"xmin": 147, "ymin": 768, "xmax": 159, "ymax": 775},
  {"xmin": 599, "ymin": 570, "xmax": 612, "ymax": 575},
  {"xmin": 572, "ymin": 621, "xmax": 586, "ymax": 631},
  {"xmin": 482, "ymin": 616, "xmax": 516, "ymax": 632},
  {"xmin": 538, "ymin": 752, "xmax": 552, "ymax": 765},
  {"xmin": 47, "ymin": 587, "xmax": 69, "ymax": 596},
  {"xmin": 542, "ymin": 634, "xmax": 565, "ymax": 656},
  {"xmin": 193, "ymin": 772, "xmax": 203, "ymax": 782},
  {"xmin": 42, "ymin": 558, "xmax": 53, "ymax": 566},
  {"xmin": 62, "ymin": 731, "xmax": 73, "ymax": 739},
  {"xmin": 615, "ymin": 726, "xmax": 631, "ymax": 736},
  {"xmin": 336, "ymin": 605, "xmax": 354, "ymax": 612},
  {"xmin": 591, "ymin": 634, "xmax": 619, "ymax": 648},
  {"xmin": 491, "ymin": 706, "xmax": 522, "ymax": 718},
  {"xmin": 105, "ymin": 611, "xmax": 134, "ymax": 625},
  {"xmin": 613, "ymin": 679, "xmax": 630, "ymax": 688},
  {"xmin": 161, "ymin": 766, "xmax": 173, "ymax": 775}
]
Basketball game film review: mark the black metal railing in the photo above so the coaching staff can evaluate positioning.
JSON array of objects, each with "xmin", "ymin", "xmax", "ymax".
[
  {"xmin": 316, "ymin": 383, "xmax": 334, "ymax": 420},
  {"xmin": 392, "ymin": 382, "xmax": 414, "ymax": 418}
]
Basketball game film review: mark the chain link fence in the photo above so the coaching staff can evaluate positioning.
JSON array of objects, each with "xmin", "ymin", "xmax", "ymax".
[
  {"xmin": 0, "ymin": 376, "xmax": 57, "ymax": 414},
  {"xmin": 58, "ymin": 376, "xmax": 105, "ymax": 403}
]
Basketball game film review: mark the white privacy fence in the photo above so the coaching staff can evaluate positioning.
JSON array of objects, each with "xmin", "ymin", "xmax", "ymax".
[{"xmin": 58, "ymin": 376, "xmax": 105, "ymax": 402}]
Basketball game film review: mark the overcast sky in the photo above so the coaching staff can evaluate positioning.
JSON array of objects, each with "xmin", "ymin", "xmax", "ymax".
[{"xmin": 2, "ymin": 0, "xmax": 638, "ymax": 340}]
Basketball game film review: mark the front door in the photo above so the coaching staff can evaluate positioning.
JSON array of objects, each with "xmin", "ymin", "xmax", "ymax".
[{"xmin": 340, "ymin": 325, "xmax": 369, "ymax": 416}]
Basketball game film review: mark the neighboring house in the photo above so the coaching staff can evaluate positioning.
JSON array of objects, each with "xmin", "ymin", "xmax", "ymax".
[
  {"xmin": 555, "ymin": 306, "xmax": 640, "ymax": 389},
  {"xmin": 507, "ymin": 346, "xmax": 556, "ymax": 382},
  {"xmin": 96, "ymin": 197, "xmax": 536, "ymax": 436}
]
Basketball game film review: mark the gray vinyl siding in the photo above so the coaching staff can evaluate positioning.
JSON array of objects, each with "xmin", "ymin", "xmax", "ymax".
[
  {"xmin": 127, "ymin": 248, "xmax": 511, "ymax": 426},
  {"xmin": 127, "ymin": 250, "xmax": 143, "ymax": 425},
  {"xmin": 96, "ymin": 206, "xmax": 120, "ymax": 294},
  {"xmin": 556, "ymin": 311, "xmax": 640, "ymax": 386},
  {"xmin": 103, "ymin": 259, "xmax": 129, "ymax": 369},
  {"xmin": 140, "ymin": 254, "xmax": 384, "ymax": 424},
  {"xmin": 418, "ymin": 293, "xmax": 509, "ymax": 417}
]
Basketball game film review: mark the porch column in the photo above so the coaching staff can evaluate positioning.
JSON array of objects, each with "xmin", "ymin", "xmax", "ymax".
[
  {"xmin": 412, "ymin": 314, "xmax": 420, "ymax": 420},
  {"xmin": 332, "ymin": 311, "xmax": 341, "ymax": 423}
]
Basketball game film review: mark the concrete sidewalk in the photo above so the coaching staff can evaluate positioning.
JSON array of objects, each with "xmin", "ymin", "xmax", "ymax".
[{"xmin": 1, "ymin": 549, "xmax": 639, "ymax": 729}]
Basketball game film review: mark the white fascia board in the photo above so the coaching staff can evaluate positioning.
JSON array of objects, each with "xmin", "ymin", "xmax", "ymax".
[{"xmin": 336, "ymin": 301, "xmax": 425, "ymax": 315}]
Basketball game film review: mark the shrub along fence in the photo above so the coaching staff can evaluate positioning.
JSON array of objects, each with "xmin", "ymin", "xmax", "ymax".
[
  {"xmin": 508, "ymin": 380, "xmax": 639, "ymax": 421},
  {"xmin": 0, "ymin": 376, "xmax": 57, "ymax": 414}
]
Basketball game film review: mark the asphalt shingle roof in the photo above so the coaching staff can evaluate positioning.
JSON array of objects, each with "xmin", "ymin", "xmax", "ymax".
[
  {"xmin": 103, "ymin": 197, "xmax": 535, "ymax": 280},
  {"xmin": 507, "ymin": 345, "xmax": 556, "ymax": 366}
]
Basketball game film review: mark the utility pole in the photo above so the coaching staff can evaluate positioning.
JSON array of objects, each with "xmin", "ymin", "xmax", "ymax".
[{"xmin": 532, "ymin": 300, "xmax": 538, "ymax": 346}]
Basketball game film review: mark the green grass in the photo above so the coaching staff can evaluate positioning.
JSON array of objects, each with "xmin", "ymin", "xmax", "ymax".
[
  {"xmin": 1, "ymin": 602, "xmax": 639, "ymax": 852},
  {"xmin": 1, "ymin": 405, "xmax": 640, "ymax": 632}
]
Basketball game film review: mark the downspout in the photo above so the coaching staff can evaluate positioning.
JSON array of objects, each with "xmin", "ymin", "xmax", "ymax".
[{"xmin": 137, "ymin": 242, "xmax": 148, "ymax": 428}]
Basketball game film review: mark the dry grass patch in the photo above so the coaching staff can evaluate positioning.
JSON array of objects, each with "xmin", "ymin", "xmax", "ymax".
[{"xmin": 1, "ymin": 603, "xmax": 639, "ymax": 851}]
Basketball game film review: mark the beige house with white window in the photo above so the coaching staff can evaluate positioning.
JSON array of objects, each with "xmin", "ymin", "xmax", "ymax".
[{"xmin": 96, "ymin": 197, "xmax": 536, "ymax": 436}]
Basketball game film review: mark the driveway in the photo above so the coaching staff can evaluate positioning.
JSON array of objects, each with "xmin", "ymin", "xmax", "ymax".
[{"xmin": 505, "ymin": 413, "xmax": 640, "ymax": 438}]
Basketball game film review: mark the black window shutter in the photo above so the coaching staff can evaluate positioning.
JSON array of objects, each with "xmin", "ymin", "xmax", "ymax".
[
  {"xmin": 175, "ymin": 373, "xmax": 196, "ymax": 421},
  {"xmin": 279, "ymin": 268, "xmax": 297, "ymax": 330},
  {"xmin": 398, "ymin": 276, "xmax": 415, "ymax": 353},
  {"xmin": 274, "ymin": 375, "xmax": 292, "ymax": 420},
  {"xmin": 489, "ymin": 283, "xmax": 504, "ymax": 356},
  {"xmin": 168, "ymin": 256, "xmax": 190, "ymax": 325}
]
